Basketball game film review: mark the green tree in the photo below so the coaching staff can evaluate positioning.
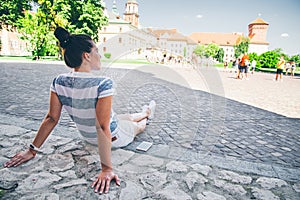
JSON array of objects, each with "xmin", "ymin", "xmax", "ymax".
[
  {"xmin": 205, "ymin": 43, "xmax": 220, "ymax": 58},
  {"xmin": 0, "ymin": 0, "xmax": 32, "ymax": 29},
  {"xmin": 193, "ymin": 44, "xmax": 206, "ymax": 58},
  {"xmin": 15, "ymin": 0, "xmax": 108, "ymax": 59},
  {"xmin": 234, "ymin": 36, "xmax": 250, "ymax": 58},
  {"xmin": 54, "ymin": 0, "xmax": 108, "ymax": 41},
  {"xmin": 248, "ymin": 52, "xmax": 259, "ymax": 68},
  {"xmin": 289, "ymin": 54, "xmax": 300, "ymax": 63},
  {"xmin": 17, "ymin": 10, "xmax": 57, "ymax": 59},
  {"xmin": 258, "ymin": 50, "xmax": 281, "ymax": 68},
  {"xmin": 215, "ymin": 48, "xmax": 224, "ymax": 62}
]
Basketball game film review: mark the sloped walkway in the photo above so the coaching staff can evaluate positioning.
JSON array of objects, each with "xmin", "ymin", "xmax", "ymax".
[{"xmin": 0, "ymin": 61, "xmax": 299, "ymax": 199}]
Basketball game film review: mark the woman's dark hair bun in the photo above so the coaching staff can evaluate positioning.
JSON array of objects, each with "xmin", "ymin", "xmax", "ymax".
[{"xmin": 54, "ymin": 26, "xmax": 71, "ymax": 48}]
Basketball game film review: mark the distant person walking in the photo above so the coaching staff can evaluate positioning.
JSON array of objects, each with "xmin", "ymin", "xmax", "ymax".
[
  {"xmin": 237, "ymin": 53, "xmax": 249, "ymax": 80},
  {"xmin": 236, "ymin": 56, "xmax": 242, "ymax": 79},
  {"xmin": 234, "ymin": 58, "xmax": 240, "ymax": 77},
  {"xmin": 291, "ymin": 61, "xmax": 296, "ymax": 78},
  {"xmin": 285, "ymin": 62, "xmax": 291, "ymax": 76},
  {"xmin": 251, "ymin": 59, "xmax": 257, "ymax": 74},
  {"xmin": 275, "ymin": 56, "xmax": 285, "ymax": 81},
  {"xmin": 224, "ymin": 61, "xmax": 228, "ymax": 70}
]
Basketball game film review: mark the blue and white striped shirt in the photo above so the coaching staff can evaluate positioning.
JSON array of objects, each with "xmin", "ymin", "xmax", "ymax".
[{"xmin": 50, "ymin": 72, "xmax": 118, "ymax": 144}]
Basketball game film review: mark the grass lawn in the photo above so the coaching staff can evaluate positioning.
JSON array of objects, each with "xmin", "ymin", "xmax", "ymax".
[
  {"xmin": 214, "ymin": 63, "xmax": 300, "ymax": 75},
  {"xmin": 0, "ymin": 55, "xmax": 32, "ymax": 61},
  {"xmin": 0, "ymin": 55, "xmax": 59, "ymax": 61},
  {"xmin": 102, "ymin": 58, "xmax": 151, "ymax": 65},
  {"xmin": 259, "ymin": 67, "xmax": 300, "ymax": 75}
]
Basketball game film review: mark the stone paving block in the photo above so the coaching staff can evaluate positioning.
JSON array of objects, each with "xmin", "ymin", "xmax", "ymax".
[
  {"xmin": 272, "ymin": 165, "xmax": 300, "ymax": 183},
  {"xmin": 53, "ymin": 179, "xmax": 88, "ymax": 190},
  {"xmin": 166, "ymin": 161, "xmax": 189, "ymax": 173},
  {"xmin": 190, "ymin": 164, "xmax": 212, "ymax": 176},
  {"xmin": 19, "ymin": 193, "xmax": 60, "ymax": 200},
  {"xmin": 251, "ymin": 187, "xmax": 280, "ymax": 200},
  {"xmin": 197, "ymin": 191, "xmax": 226, "ymax": 200},
  {"xmin": 45, "ymin": 153, "xmax": 75, "ymax": 172},
  {"xmin": 16, "ymin": 172, "xmax": 62, "ymax": 193},
  {"xmin": 119, "ymin": 181, "xmax": 147, "ymax": 200},
  {"xmin": 185, "ymin": 171, "xmax": 208, "ymax": 190},
  {"xmin": 156, "ymin": 182, "xmax": 192, "ymax": 200},
  {"xmin": 214, "ymin": 179, "xmax": 247, "ymax": 196},
  {"xmin": 139, "ymin": 171, "xmax": 168, "ymax": 190},
  {"xmin": 218, "ymin": 170, "xmax": 252, "ymax": 184},
  {"xmin": 112, "ymin": 149, "xmax": 135, "ymax": 166},
  {"xmin": 292, "ymin": 183, "xmax": 300, "ymax": 193},
  {"xmin": 256, "ymin": 177, "xmax": 288, "ymax": 189}
]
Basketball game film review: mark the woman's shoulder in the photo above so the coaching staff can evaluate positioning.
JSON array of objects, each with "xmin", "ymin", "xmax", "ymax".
[
  {"xmin": 99, "ymin": 76, "xmax": 113, "ymax": 83},
  {"xmin": 97, "ymin": 77, "xmax": 115, "ymax": 96},
  {"xmin": 98, "ymin": 77, "xmax": 114, "ymax": 89},
  {"xmin": 54, "ymin": 72, "xmax": 71, "ymax": 79}
]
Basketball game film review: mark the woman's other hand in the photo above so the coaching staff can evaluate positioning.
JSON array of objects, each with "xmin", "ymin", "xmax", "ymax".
[
  {"xmin": 3, "ymin": 149, "xmax": 36, "ymax": 168},
  {"xmin": 91, "ymin": 170, "xmax": 121, "ymax": 194}
]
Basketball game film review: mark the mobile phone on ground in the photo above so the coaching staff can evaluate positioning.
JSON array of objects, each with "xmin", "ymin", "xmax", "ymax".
[{"xmin": 136, "ymin": 141, "xmax": 153, "ymax": 151}]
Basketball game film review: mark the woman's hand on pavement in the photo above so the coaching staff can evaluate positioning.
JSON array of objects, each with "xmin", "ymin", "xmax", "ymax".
[
  {"xmin": 91, "ymin": 170, "xmax": 121, "ymax": 194},
  {"xmin": 3, "ymin": 149, "xmax": 36, "ymax": 168}
]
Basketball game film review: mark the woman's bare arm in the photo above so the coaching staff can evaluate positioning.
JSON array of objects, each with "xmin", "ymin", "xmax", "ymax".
[
  {"xmin": 91, "ymin": 96, "xmax": 120, "ymax": 194},
  {"xmin": 4, "ymin": 91, "xmax": 62, "ymax": 167}
]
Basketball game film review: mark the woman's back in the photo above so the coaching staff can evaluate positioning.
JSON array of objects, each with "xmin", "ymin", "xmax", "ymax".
[{"xmin": 51, "ymin": 72, "xmax": 118, "ymax": 144}]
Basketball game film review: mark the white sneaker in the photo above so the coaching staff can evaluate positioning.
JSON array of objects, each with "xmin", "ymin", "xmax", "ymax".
[
  {"xmin": 142, "ymin": 105, "xmax": 148, "ymax": 113},
  {"xmin": 148, "ymin": 100, "xmax": 156, "ymax": 119}
]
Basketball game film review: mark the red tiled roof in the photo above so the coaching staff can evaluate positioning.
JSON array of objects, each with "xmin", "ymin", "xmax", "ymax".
[
  {"xmin": 188, "ymin": 32, "xmax": 243, "ymax": 46},
  {"xmin": 149, "ymin": 28, "xmax": 197, "ymax": 44},
  {"xmin": 150, "ymin": 28, "xmax": 178, "ymax": 37},
  {"xmin": 168, "ymin": 32, "xmax": 188, "ymax": 41}
]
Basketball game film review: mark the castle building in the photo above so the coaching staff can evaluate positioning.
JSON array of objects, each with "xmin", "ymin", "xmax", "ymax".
[
  {"xmin": 188, "ymin": 18, "xmax": 269, "ymax": 61},
  {"xmin": 99, "ymin": 0, "xmax": 197, "ymax": 61},
  {"xmin": 248, "ymin": 18, "xmax": 269, "ymax": 55},
  {"xmin": 98, "ymin": 0, "xmax": 156, "ymax": 59},
  {"xmin": 149, "ymin": 28, "xmax": 197, "ymax": 60}
]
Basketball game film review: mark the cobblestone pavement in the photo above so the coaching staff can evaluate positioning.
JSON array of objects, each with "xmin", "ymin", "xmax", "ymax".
[{"xmin": 0, "ymin": 61, "xmax": 299, "ymax": 199}]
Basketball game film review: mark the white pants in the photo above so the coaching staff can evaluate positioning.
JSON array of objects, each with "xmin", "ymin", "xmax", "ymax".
[{"xmin": 112, "ymin": 114, "xmax": 141, "ymax": 148}]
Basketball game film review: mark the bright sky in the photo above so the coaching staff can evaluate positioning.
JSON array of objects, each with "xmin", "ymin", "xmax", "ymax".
[{"xmin": 105, "ymin": 0, "xmax": 300, "ymax": 56}]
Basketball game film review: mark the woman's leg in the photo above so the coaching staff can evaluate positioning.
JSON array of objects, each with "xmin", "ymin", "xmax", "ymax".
[
  {"xmin": 131, "ymin": 112, "xmax": 149, "ymax": 122},
  {"xmin": 116, "ymin": 100, "xmax": 156, "ymax": 139},
  {"xmin": 117, "ymin": 111, "xmax": 149, "ymax": 123},
  {"xmin": 117, "ymin": 101, "xmax": 155, "ymax": 123},
  {"xmin": 134, "ymin": 118, "xmax": 147, "ymax": 136}
]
